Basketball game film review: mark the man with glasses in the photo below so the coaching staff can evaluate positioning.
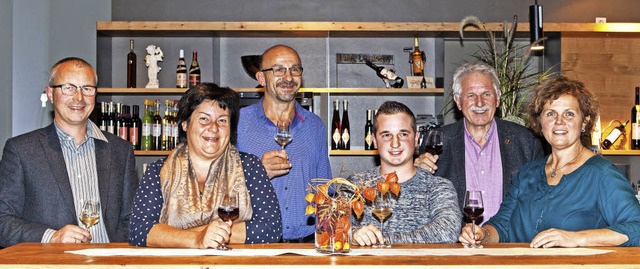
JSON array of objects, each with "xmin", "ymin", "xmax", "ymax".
[
  {"xmin": 0, "ymin": 57, "xmax": 137, "ymax": 247},
  {"xmin": 237, "ymin": 45, "xmax": 331, "ymax": 243}
]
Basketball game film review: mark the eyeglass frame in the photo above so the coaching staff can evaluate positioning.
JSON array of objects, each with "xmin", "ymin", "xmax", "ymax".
[
  {"xmin": 49, "ymin": 83, "xmax": 98, "ymax": 96},
  {"xmin": 260, "ymin": 65, "xmax": 304, "ymax": 77}
]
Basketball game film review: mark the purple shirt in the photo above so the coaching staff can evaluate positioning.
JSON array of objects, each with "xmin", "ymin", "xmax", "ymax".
[
  {"xmin": 463, "ymin": 120, "xmax": 503, "ymax": 223},
  {"xmin": 237, "ymin": 99, "xmax": 332, "ymax": 240}
]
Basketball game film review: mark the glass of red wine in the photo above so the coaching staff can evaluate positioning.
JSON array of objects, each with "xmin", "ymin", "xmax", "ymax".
[
  {"xmin": 464, "ymin": 190, "xmax": 484, "ymax": 248},
  {"xmin": 216, "ymin": 192, "xmax": 239, "ymax": 251},
  {"xmin": 425, "ymin": 130, "xmax": 443, "ymax": 155}
]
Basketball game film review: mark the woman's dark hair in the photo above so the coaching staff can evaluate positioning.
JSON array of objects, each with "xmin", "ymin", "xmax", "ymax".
[
  {"xmin": 176, "ymin": 83, "xmax": 240, "ymax": 145},
  {"xmin": 525, "ymin": 76, "xmax": 600, "ymax": 136}
]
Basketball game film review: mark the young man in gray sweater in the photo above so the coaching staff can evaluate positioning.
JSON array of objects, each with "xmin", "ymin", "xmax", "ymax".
[{"xmin": 351, "ymin": 101, "xmax": 461, "ymax": 246}]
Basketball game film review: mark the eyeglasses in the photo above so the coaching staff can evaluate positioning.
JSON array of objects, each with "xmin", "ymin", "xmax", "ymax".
[
  {"xmin": 261, "ymin": 66, "xmax": 303, "ymax": 77},
  {"xmin": 50, "ymin": 83, "xmax": 97, "ymax": 96}
]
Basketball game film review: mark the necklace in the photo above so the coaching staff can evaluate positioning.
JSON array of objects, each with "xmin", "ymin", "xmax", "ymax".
[{"xmin": 550, "ymin": 147, "xmax": 584, "ymax": 178}]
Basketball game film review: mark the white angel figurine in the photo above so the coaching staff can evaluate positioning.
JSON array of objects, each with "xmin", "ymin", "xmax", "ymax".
[{"xmin": 144, "ymin": 45, "xmax": 164, "ymax": 88}]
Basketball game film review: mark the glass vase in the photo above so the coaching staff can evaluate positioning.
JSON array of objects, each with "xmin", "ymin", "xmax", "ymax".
[{"xmin": 314, "ymin": 197, "xmax": 352, "ymax": 254}]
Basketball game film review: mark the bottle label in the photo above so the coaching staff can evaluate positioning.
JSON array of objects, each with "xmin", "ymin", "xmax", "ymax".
[
  {"xmin": 129, "ymin": 127, "xmax": 139, "ymax": 145},
  {"xmin": 633, "ymin": 123, "xmax": 640, "ymax": 140},
  {"xmin": 107, "ymin": 126, "xmax": 115, "ymax": 134},
  {"xmin": 341, "ymin": 128, "xmax": 350, "ymax": 144},
  {"xmin": 365, "ymin": 131, "xmax": 373, "ymax": 147},
  {"xmin": 119, "ymin": 127, "xmax": 129, "ymax": 140},
  {"xmin": 176, "ymin": 73, "xmax": 187, "ymax": 87},
  {"xmin": 163, "ymin": 123, "xmax": 172, "ymax": 136},
  {"xmin": 172, "ymin": 125, "xmax": 179, "ymax": 138},
  {"xmin": 152, "ymin": 123, "xmax": 162, "ymax": 137},
  {"xmin": 142, "ymin": 123, "xmax": 151, "ymax": 136},
  {"xmin": 332, "ymin": 128, "xmax": 341, "ymax": 146},
  {"xmin": 189, "ymin": 74, "xmax": 201, "ymax": 86}
]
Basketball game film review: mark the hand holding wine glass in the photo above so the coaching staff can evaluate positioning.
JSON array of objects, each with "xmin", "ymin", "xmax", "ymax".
[
  {"xmin": 79, "ymin": 200, "xmax": 101, "ymax": 230},
  {"xmin": 463, "ymin": 190, "xmax": 485, "ymax": 248},
  {"xmin": 371, "ymin": 192, "xmax": 393, "ymax": 248},
  {"xmin": 216, "ymin": 192, "xmax": 239, "ymax": 251},
  {"xmin": 425, "ymin": 129, "xmax": 443, "ymax": 155},
  {"xmin": 274, "ymin": 120, "xmax": 292, "ymax": 151}
]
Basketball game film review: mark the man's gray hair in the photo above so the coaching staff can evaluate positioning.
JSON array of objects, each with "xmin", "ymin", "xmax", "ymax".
[{"xmin": 452, "ymin": 62, "xmax": 500, "ymax": 97}]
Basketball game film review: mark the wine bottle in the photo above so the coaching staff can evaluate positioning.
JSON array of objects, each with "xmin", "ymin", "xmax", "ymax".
[
  {"xmin": 172, "ymin": 100, "xmax": 180, "ymax": 148},
  {"xmin": 162, "ymin": 99, "xmax": 174, "ymax": 150},
  {"xmin": 107, "ymin": 101, "xmax": 116, "ymax": 135},
  {"xmin": 341, "ymin": 100, "xmax": 350, "ymax": 150},
  {"xmin": 141, "ymin": 100, "xmax": 152, "ymax": 151},
  {"xmin": 189, "ymin": 51, "xmax": 201, "ymax": 87},
  {"xmin": 410, "ymin": 37, "xmax": 425, "ymax": 77},
  {"xmin": 99, "ymin": 102, "xmax": 108, "ymax": 132},
  {"xmin": 420, "ymin": 76, "xmax": 427, "ymax": 88},
  {"xmin": 331, "ymin": 100, "xmax": 342, "ymax": 150},
  {"xmin": 176, "ymin": 49, "xmax": 187, "ymax": 88},
  {"xmin": 130, "ymin": 105, "xmax": 142, "ymax": 150},
  {"xmin": 364, "ymin": 109, "xmax": 374, "ymax": 150},
  {"xmin": 118, "ymin": 103, "xmax": 129, "ymax": 141},
  {"xmin": 126, "ymin": 39, "xmax": 136, "ymax": 88},
  {"xmin": 632, "ymin": 87, "xmax": 640, "ymax": 149},
  {"xmin": 151, "ymin": 100, "xmax": 163, "ymax": 150},
  {"xmin": 364, "ymin": 60, "xmax": 404, "ymax": 88},
  {"xmin": 602, "ymin": 120, "xmax": 629, "ymax": 150}
]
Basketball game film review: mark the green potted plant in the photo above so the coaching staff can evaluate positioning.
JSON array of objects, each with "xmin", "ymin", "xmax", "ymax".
[{"xmin": 459, "ymin": 15, "xmax": 554, "ymax": 125}]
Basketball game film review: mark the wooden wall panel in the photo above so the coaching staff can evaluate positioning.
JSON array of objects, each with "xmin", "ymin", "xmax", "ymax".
[{"xmin": 562, "ymin": 35, "xmax": 640, "ymax": 149}]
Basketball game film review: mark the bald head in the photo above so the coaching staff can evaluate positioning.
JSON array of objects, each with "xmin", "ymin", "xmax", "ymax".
[{"xmin": 260, "ymin": 45, "xmax": 301, "ymax": 70}]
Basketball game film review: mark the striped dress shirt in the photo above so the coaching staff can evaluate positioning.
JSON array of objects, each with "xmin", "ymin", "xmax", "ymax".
[{"xmin": 41, "ymin": 121, "xmax": 110, "ymax": 243}]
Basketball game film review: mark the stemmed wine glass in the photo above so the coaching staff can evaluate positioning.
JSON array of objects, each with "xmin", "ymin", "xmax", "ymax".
[
  {"xmin": 274, "ymin": 120, "xmax": 292, "ymax": 151},
  {"xmin": 371, "ymin": 192, "xmax": 393, "ymax": 248},
  {"xmin": 79, "ymin": 200, "xmax": 101, "ymax": 231},
  {"xmin": 216, "ymin": 192, "xmax": 239, "ymax": 251},
  {"xmin": 464, "ymin": 190, "xmax": 485, "ymax": 248},
  {"xmin": 425, "ymin": 129, "xmax": 443, "ymax": 155}
]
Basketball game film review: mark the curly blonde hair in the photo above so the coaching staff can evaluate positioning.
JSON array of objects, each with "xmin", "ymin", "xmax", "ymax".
[{"xmin": 525, "ymin": 76, "xmax": 600, "ymax": 136}]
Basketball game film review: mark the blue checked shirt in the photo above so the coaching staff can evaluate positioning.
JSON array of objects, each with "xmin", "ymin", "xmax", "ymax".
[{"xmin": 237, "ymin": 99, "xmax": 332, "ymax": 240}]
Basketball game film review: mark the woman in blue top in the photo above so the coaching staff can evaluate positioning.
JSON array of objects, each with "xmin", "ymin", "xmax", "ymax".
[
  {"xmin": 129, "ymin": 83, "xmax": 282, "ymax": 248},
  {"xmin": 460, "ymin": 76, "xmax": 640, "ymax": 248}
]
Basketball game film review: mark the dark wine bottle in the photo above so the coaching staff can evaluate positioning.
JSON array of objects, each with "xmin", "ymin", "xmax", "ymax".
[
  {"xmin": 364, "ymin": 60, "xmax": 404, "ymax": 88},
  {"xmin": 331, "ymin": 100, "xmax": 342, "ymax": 150},
  {"xmin": 118, "ymin": 103, "xmax": 129, "ymax": 141},
  {"xmin": 632, "ymin": 87, "xmax": 640, "ymax": 149},
  {"xmin": 126, "ymin": 39, "xmax": 136, "ymax": 88},
  {"xmin": 99, "ymin": 101, "xmax": 108, "ymax": 132},
  {"xmin": 364, "ymin": 109, "xmax": 374, "ymax": 150},
  {"xmin": 176, "ymin": 49, "xmax": 187, "ymax": 88},
  {"xmin": 189, "ymin": 51, "xmax": 201, "ymax": 87},
  {"xmin": 151, "ymin": 100, "xmax": 163, "ymax": 150},
  {"xmin": 602, "ymin": 120, "xmax": 629, "ymax": 150},
  {"xmin": 341, "ymin": 100, "xmax": 350, "ymax": 150},
  {"xmin": 410, "ymin": 37, "xmax": 425, "ymax": 77},
  {"xmin": 107, "ymin": 101, "xmax": 116, "ymax": 135},
  {"xmin": 130, "ymin": 105, "xmax": 142, "ymax": 150},
  {"xmin": 172, "ymin": 100, "xmax": 180, "ymax": 148}
]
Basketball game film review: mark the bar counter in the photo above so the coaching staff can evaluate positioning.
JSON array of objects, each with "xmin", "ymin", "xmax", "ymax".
[{"xmin": 0, "ymin": 242, "xmax": 639, "ymax": 268}]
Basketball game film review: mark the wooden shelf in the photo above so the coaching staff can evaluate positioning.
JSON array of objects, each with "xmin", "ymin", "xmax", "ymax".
[
  {"xmin": 98, "ymin": 87, "xmax": 444, "ymax": 94},
  {"xmin": 97, "ymin": 21, "xmax": 640, "ymax": 36},
  {"xmin": 330, "ymin": 150, "xmax": 378, "ymax": 156},
  {"xmin": 601, "ymin": 150, "xmax": 640, "ymax": 156},
  {"xmin": 134, "ymin": 150, "xmax": 171, "ymax": 156}
]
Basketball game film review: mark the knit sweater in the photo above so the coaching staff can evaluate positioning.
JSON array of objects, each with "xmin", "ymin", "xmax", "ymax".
[{"xmin": 350, "ymin": 167, "xmax": 461, "ymax": 244}]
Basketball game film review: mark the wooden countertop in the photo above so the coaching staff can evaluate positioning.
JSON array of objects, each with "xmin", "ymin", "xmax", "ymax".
[{"xmin": 0, "ymin": 242, "xmax": 639, "ymax": 268}]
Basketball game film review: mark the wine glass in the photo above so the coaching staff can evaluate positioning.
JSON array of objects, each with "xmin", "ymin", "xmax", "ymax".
[
  {"xmin": 274, "ymin": 120, "xmax": 292, "ymax": 151},
  {"xmin": 464, "ymin": 190, "xmax": 485, "ymax": 248},
  {"xmin": 79, "ymin": 200, "xmax": 101, "ymax": 230},
  {"xmin": 425, "ymin": 129, "xmax": 443, "ymax": 155},
  {"xmin": 371, "ymin": 192, "xmax": 393, "ymax": 248},
  {"xmin": 216, "ymin": 192, "xmax": 239, "ymax": 251}
]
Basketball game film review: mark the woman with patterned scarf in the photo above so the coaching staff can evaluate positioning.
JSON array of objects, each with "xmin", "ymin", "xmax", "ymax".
[{"xmin": 129, "ymin": 83, "xmax": 282, "ymax": 248}]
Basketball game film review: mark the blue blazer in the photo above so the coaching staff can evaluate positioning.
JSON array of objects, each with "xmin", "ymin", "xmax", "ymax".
[
  {"xmin": 435, "ymin": 118, "xmax": 544, "ymax": 212},
  {"xmin": 0, "ymin": 123, "xmax": 138, "ymax": 247}
]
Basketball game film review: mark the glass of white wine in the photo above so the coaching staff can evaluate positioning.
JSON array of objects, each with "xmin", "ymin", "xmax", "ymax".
[
  {"xmin": 79, "ymin": 200, "xmax": 101, "ymax": 231},
  {"xmin": 274, "ymin": 120, "xmax": 292, "ymax": 151},
  {"xmin": 371, "ymin": 192, "xmax": 393, "ymax": 248}
]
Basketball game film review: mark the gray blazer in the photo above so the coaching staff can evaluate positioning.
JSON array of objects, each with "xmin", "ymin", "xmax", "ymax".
[
  {"xmin": 434, "ymin": 118, "xmax": 544, "ymax": 212},
  {"xmin": 0, "ymin": 124, "xmax": 138, "ymax": 247}
]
